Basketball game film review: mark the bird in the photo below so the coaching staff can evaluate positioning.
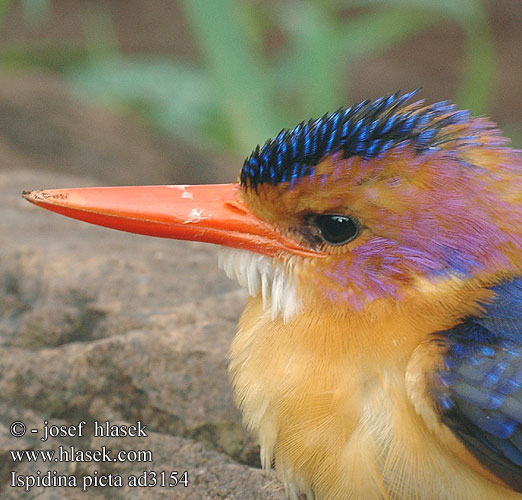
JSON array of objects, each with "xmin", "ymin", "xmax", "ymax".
[{"xmin": 23, "ymin": 90, "xmax": 522, "ymax": 500}]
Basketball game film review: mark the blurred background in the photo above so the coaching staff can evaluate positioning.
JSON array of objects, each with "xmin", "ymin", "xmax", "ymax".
[{"xmin": 0, "ymin": 0, "xmax": 520, "ymax": 185}]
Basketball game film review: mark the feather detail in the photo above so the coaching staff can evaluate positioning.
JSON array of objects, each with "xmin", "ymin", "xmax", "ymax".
[
  {"xmin": 218, "ymin": 248, "xmax": 302, "ymax": 322},
  {"xmin": 229, "ymin": 274, "xmax": 521, "ymax": 499},
  {"xmin": 406, "ymin": 338, "xmax": 510, "ymax": 488},
  {"xmin": 427, "ymin": 277, "xmax": 522, "ymax": 493}
]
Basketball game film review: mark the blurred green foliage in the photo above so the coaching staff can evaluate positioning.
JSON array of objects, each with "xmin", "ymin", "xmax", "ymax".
[{"xmin": 0, "ymin": 0, "xmax": 496, "ymax": 155}]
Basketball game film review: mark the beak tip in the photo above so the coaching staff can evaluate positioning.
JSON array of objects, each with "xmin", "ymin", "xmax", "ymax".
[
  {"xmin": 21, "ymin": 189, "xmax": 67, "ymax": 206},
  {"xmin": 21, "ymin": 189, "xmax": 37, "ymax": 202}
]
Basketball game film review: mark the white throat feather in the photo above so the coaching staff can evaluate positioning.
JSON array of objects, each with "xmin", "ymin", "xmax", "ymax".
[{"xmin": 218, "ymin": 248, "xmax": 302, "ymax": 322}]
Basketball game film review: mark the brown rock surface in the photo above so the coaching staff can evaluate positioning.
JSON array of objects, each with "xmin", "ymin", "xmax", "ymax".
[{"xmin": 0, "ymin": 168, "xmax": 285, "ymax": 499}]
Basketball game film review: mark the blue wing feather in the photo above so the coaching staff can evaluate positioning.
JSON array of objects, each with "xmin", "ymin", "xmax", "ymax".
[{"xmin": 434, "ymin": 276, "xmax": 522, "ymax": 490}]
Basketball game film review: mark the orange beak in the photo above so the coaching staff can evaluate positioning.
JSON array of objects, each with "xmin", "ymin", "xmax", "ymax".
[{"xmin": 22, "ymin": 184, "xmax": 324, "ymax": 259}]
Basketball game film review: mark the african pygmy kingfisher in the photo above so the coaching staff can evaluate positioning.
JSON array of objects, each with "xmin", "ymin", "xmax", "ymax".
[{"xmin": 24, "ymin": 91, "xmax": 522, "ymax": 499}]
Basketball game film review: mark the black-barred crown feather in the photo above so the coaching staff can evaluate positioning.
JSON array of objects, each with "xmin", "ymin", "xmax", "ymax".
[{"xmin": 240, "ymin": 90, "xmax": 471, "ymax": 189}]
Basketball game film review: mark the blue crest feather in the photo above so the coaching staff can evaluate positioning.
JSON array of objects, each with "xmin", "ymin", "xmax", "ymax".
[{"xmin": 241, "ymin": 90, "xmax": 470, "ymax": 189}]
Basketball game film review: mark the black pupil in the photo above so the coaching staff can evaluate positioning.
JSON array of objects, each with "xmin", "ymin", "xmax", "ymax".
[{"xmin": 316, "ymin": 215, "xmax": 358, "ymax": 245}]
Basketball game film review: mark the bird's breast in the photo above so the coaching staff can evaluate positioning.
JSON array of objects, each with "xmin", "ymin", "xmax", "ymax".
[{"xmin": 229, "ymin": 295, "xmax": 522, "ymax": 500}]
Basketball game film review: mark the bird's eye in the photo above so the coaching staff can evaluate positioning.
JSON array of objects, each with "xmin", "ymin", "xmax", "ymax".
[{"xmin": 315, "ymin": 214, "xmax": 359, "ymax": 245}]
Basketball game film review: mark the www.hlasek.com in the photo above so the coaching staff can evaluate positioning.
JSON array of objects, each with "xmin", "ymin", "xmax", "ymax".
[{"xmin": 9, "ymin": 419, "xmax": 189, "ymax": 492}]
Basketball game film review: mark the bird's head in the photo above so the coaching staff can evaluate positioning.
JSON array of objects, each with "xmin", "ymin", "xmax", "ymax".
[{"xmin": 23, "ymin": 91, "xmax": 522, "ymax": 324}]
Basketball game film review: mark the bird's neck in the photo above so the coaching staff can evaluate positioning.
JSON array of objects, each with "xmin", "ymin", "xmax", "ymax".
[{"xmin": 229, "ymin": 278, "xmax": 508, "ymax": 500}]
